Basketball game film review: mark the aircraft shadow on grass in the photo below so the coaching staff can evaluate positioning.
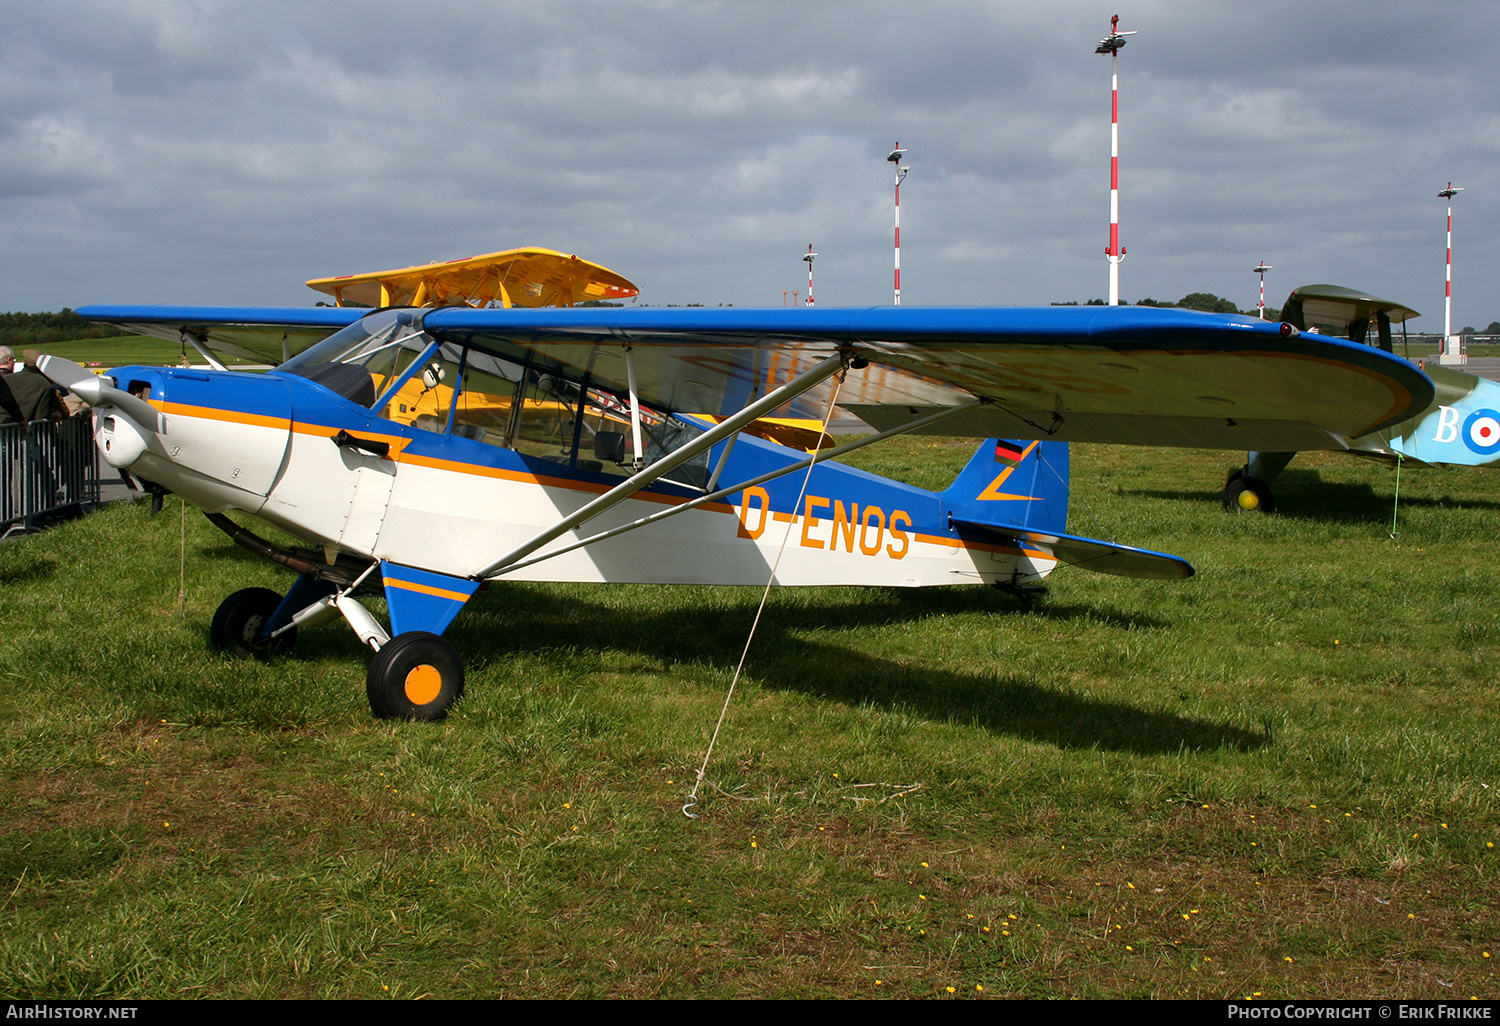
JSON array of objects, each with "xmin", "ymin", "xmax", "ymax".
[
  {"xmin": 190, "ymin": 534, "xmax": 1262, "ymax": 753},
  {"xmin": 443, "ymin": 585, "xmax": 1264, "ymax": 756},
  {"xmin": 1132, "ymin": 469, "xmax": 1500, "ymax": 524},
  {"xmin": 0, "ymin": 553, "xmax": 56, "ymax": 587}
]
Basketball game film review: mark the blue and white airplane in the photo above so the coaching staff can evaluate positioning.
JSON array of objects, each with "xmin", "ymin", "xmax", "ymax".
[
  {"xmin": 38, "ymin": 301, "xmax": 1432, "ymax": 720},
  {"xmin": 1224, "ymin": 284, "xmax": 1500, "ymax": 512}
]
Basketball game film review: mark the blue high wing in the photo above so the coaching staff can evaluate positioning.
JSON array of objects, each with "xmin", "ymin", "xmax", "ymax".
[
  {"xmin": 78, "ymin": 305, "xmax": 363, "ymax": 365},
  {"xmin": 77, "ymin": 303, "xmax": 1433, "ymax": 451}
]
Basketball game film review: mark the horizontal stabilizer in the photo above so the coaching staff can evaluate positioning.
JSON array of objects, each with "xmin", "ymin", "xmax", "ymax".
[{"xmin": 951, "ymin": 519, "xmax": 1194, "ymax": 580}]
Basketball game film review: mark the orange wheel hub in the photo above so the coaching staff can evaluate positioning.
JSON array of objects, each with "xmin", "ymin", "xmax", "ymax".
[{"xmin": 404, "ymin": 664, "xmax": 442, "ymax": 705}]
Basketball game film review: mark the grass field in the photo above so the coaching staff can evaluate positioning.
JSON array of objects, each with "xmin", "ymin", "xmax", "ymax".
[
  {"xmin": 19, "ymin": 336, "xmax": 265, "ymax": 367},
  {"xmin": 1, "ymin": 439, "xmax": 1497, "ymax": 999}
]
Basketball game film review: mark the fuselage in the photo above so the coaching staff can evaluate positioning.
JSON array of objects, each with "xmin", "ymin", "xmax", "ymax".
[{"xmin": 98, "ymin": 362, "xmax": 1063, "ymax": 590}]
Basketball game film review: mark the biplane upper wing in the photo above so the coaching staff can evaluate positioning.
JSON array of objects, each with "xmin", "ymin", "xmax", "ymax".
[
  {"xmin": 306, "ymin": 247, "xmax": 640, "ymax": 309},
  {"xmin": 75, "ymin": 304, "xmax": 1433, "ymax": 451}
]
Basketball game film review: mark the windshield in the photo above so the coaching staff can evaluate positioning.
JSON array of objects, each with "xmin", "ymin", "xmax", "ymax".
[
  {"xmin": 279, "ymin": 309, "xmax": 428, "ymax": 375},
  {"xmin": 276, "ymin": 307, "xmax": 708, "ymax": 487}
]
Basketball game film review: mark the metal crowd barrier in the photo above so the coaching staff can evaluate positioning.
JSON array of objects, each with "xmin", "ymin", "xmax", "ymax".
[{"xmin": 1, "ymin": 416, "xmax": 101, "ymax": 536}]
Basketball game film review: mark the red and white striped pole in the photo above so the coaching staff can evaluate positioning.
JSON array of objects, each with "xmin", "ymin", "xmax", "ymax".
[
  {"xmin": 1439, "ymin": 182, "xmax": 1462, "ymax": 344},
  {"xmin": 1253, "ymin": 261, "xmax": 1272, "ymax": 319},
  {"xmin": 1095, "ymin": 16, "xmax": 1136, "ymax": 306},
  {"xmin": 887, "ymin": 144, "xmax": 909, "ymax": 305},
  {"xmin": 803, "ymin": 244, "xmax": 817, "ymax": 306}
]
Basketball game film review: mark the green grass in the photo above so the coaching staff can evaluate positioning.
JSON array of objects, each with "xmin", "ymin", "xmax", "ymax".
[
  {"xmin": 1, "ymin": 442, "xmax": 1498, "ymax": 999},
  {"xmin": 20, "ymin": 336, "xmax": 265, "ymax": 368}
]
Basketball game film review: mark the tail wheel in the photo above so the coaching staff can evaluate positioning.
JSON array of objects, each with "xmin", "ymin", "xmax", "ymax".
[
  {"xmin": 366, "ymin": 632, "xmax": 464, "ymax": 721},
  {"xmin": 1224, "ymin": 474, "xmax": 1274, "ymax": 514},
  {"xmin": 210, "ymin": 587, "xmax": 295, "ymax": 659}
]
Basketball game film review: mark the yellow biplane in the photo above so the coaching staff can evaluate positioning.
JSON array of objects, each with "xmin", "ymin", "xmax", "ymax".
[
  {"xmin": 314, "ymin": 247, "xmax": 835, "ymax": 452},
  {"xmin": 306, "ymin": 247, "xmax": 639, "ymax": 309}
]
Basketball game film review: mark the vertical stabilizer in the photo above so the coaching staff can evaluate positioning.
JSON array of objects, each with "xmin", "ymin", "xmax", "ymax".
[
  {"xmin": 940, "ymin": 439, "xmax": 1070, "ymax": 534},
  {"xmin": 941, "ymin": 438, "xmax": 1191, "ymax": 581}
]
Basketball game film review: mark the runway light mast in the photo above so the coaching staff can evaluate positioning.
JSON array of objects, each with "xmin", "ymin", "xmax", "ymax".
[
  {"xmin": 803, "ymin": 244, "xmax": 818, "ymax": 306},
  {"xmin": 1096, "ymin": 15, "xmax": 1137, "ymax": 306},
  {"xmin": 1252, "ymin": 261, "xmax": 1273, "ymax": 319},
  {"xmin": 887, "ymin": 144, "xmax": 909, "ymax": 305},
  {"xmin": 1439, "ymin": 181, "xmax": 1463, "ymax": 362}
]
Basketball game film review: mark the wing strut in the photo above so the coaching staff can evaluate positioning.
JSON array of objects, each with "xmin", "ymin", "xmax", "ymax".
[
  {"xmin": 625, "ymin": 346, "xmax": 645, "ymax": 471},
  {"xmin": 489, "ymin": 397, "xmax": 985, "ymax": 578},
  {"xmin": 181, "ymin": 330, "xmax": 229, "ymax": 372},
  {"xmin": 473, "ymin": 351, "xmax": 850, "ymax": 579}
]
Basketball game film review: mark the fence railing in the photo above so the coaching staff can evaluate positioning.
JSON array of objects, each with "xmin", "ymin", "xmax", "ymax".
[{"xmin": 1, "ymin": 417, "xmax": 102, "ymax": 535}]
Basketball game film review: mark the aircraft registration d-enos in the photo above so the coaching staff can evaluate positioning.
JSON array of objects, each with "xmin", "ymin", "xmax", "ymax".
[{"xmin": 45, "ymin": 249, "xmax": 1434, "ymax": 720}]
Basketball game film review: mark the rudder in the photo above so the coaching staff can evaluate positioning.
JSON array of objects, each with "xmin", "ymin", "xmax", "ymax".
[{"xmin": 940, "ymin": 438, "xmax": 1070, "ymax": 534}]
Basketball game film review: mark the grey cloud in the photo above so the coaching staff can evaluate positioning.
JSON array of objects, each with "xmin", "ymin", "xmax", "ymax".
[{"xmin": 0, "ymin": 0, "xmax": 1496, "ymax": 326}]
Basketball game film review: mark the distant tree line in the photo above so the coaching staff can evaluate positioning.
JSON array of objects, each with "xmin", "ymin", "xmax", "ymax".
[
  {"xmin": 1052, "ymin": 293, "xmax": 1280, "ymax": 319},
  {"xmin": 1, "ymin": 310, "xmax": 117, "ymax": 347}
]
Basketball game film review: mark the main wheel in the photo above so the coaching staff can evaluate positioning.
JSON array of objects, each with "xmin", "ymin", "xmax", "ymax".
[
  {"xmin": 1224, "ymin": 473, "xmax": 1274, "ymax": 514},
  {"xmin": 366, "ymin": 632, "xmax": 464, "ymax": 721},
  {"xmin": 210, "ymin": 587, "xmax": 295, "ymax": 659}
]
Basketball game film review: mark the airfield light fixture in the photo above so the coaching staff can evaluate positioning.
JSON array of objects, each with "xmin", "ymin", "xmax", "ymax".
[
  {"xmin": 1252, "ymin": 261, "xmax": 1273, "ymax": 319},
  {"xmin": 1095, "ymin": 15, "xmax": 1137, "ymax": 306},
  {"xmin": 888, "ymin": 144, "xmax": 909, "ymax": 305},
  {"xmin": 803, "ymin": 245, "xmax": 818, "ymax": 306},
  {"xmin": 1439, "ymin": 182, "xmax": 1463, "ymax": 352}
]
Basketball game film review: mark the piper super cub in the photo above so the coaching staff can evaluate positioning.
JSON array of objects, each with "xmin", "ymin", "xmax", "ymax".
[{"xmin": 40, "ymin": 249, "xmax": 1434, "ymax": 720}]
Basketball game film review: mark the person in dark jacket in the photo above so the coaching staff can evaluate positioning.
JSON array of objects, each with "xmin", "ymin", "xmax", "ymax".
[
  {"xmin": 0, "ymin": 347, "xmax": 64, "ymax": 425},
  {"xmin": 0, "ymin": 347, "xmax": 24, "ymax": 425}
]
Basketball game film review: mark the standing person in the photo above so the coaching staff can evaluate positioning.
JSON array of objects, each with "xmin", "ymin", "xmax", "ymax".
[
  {"xmin": 0, "ymin": 347, "xmax": 65, "ymax": 424},
  {"xmin": 0, "ymin": 346, "xmax": 67, "ymax": 524},
  {"xmin": 0, "ymin": 346, "xmax": 23, "ymax": 526},
  {"xmin": 0, "ymin": 346, "xmax": 26, "ymax": 425}
]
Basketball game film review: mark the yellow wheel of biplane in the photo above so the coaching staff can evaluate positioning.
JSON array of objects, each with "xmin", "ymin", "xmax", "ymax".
[{"xmin": 1223, "ymin": 471, "xmax": 1274, "ymax": 514}]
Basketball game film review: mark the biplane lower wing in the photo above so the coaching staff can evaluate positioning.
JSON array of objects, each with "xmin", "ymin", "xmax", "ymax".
[{"xmin": 77, "ymin": 304, "xmax": 1434, "ymax": 453}]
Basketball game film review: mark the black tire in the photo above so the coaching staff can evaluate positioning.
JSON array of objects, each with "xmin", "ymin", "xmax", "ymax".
[
  {"xmin": 366, "ymin": 632, "xmax": 464, "ymax": 721},
  {"xmin": 1224, "ymin": 474, "xmax": 1274, "ymax": 514},
  {"xmin": 210, "ymin": 587, "xmax": 296, "ymax": 659}
]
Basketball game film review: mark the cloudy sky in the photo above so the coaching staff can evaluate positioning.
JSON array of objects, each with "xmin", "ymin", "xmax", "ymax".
[{"xmin": 3, "ymin": 0, "xmax": 1497, "ymax": 330}]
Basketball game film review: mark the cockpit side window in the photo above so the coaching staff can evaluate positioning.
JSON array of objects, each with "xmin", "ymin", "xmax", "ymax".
[{"xmin": 283, "ymin": 315, "xmax": 710, "ymax": 487}]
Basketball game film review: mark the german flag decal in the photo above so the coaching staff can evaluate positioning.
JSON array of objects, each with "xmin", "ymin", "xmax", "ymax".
[{"xmin": 993, "ymin": 439, "xmax": 1026, "ymax": 466}]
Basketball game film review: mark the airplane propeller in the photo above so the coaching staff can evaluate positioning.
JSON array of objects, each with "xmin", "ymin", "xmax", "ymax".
[{"xmin": 27, "ymin": 350, "xmax": 168, "ymax": 435}]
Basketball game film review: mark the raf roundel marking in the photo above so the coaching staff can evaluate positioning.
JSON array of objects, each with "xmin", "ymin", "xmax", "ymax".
[{"xmin": 1462, "ymin": 409, "xmax": 1500, "ymax": 456}]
